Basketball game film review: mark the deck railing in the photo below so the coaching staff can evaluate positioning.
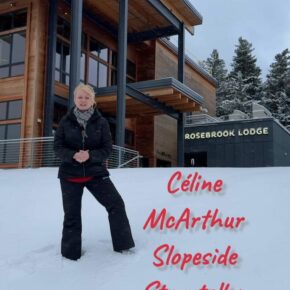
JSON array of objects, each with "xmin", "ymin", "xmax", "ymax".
[{"xmin": 0, "ymin": 137, "xmax": 142, "ymax": 169}]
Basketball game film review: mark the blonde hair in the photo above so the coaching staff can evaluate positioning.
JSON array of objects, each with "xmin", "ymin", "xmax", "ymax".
[{"xmin": 74, "ymin": 83, "xmax": 96, "ymax": 104}]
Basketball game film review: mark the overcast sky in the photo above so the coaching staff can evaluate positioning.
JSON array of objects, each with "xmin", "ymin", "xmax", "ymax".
[{"xmin": 184, "ymin": 0, "xmax": 290, "ymax": 79}]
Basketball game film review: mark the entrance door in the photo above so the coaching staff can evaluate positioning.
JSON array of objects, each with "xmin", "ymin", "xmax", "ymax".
[
  {"xmin": 156, "ymin": 158, "xmax": 172, "ymax": 167},
  {"xmin": 184, "ymin": 152, "xmax": 207, "ymax": 167}
]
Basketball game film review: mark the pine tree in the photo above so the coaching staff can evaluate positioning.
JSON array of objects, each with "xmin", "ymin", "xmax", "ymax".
[
  {"xmin": 202, "ymin": 49, "xmax": 229, "ymax": 116},
  {"xmin": 230, "ymin": 37, "xmax": 262, "ymax": 100},
  {"xmin": 204, "ymin": 49, "xmax": 227, "ymax": 85},
  {"xmin": 262, "ymin": 49, "xmax": 290, "ymax": 126},
  {"xmin": 217, "ymin": 72, "xmax": 246, "ymax": 116},
  {"xmin": 212, "ymin": 38, "xmax": 262, "ymax": 117}
]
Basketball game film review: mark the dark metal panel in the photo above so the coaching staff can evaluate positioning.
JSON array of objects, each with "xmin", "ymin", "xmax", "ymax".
[
  {"xmin": 115, "ymin": 0, "xmax": 128, "ymax": 147},
  {"xmin": 253, "ymin": 142, "xmax": 266, "ymax": 166},
  {"xmin": 224, "ymin": 143, "xmax": 235, "ymax": 167},
  {"xmin": 234, "ymin": 143, "xmax": 244, "ymax": 166},
  {"xmin": 263, "ymin": 142, "xmax": 274, "ymax": 166},
  {"xmin": 177, "ymin": 21, "xmax": 185, "ymax": 157},
  {"xmin": 148, "ymin": 0, "xmax": 181, "ymax": 31},
  {"xmin": 68, "ymin": 0, "xmax": 83, "ymax": 109},
  {"xmin": 178, "ymin": 22, "xmax": 185, "ymax": 83},
  {"xmin": 177, "ymin": 113, "xmax": 184, "ymax": 166},
  {"xmin": 44, "ymin": 0, "xmax": 58, "ymax": 136},
  {"xmin": 272, "ymin": 120, "xmax": 290, "ymax": 165},
  {"xmin": 126, "ymin": 85, "xmax": 179, "ymax": 119}
]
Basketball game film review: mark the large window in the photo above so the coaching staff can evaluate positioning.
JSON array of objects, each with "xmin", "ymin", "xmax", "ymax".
[
  {"xmin": 55, "ymin": 16, "xmax": 136, "ymax": 88},
  {"xmin": 90, "ymin": 37, "xmax": 108, "ymax": 61},
  {"xmin": 0, "ymin": 31, "xmax": 26, "ymax": 78},
  {"xmin": 55, "ymin": 40, "xmax": 71, "ymax": 85},
  {"xmin": 57, "ymin": 16, "xmax": 71, "ymax": 40},
  {"xmin": 88, "ymin": 57, "xmax": 108, "ymax": 88},
  {"xmin": 0, "ymin": 100, "xmax": 22, "ymax": 121},
  {"xmin": 0, "ymin": 9, "xmax": 27, "ymax": 32},
  {"xmin": 0, "ymin": 9, "xmax": 27, "ymax": 79},
  {"xmin": 111, "ymin": 51, "xmax": 137, "ymax": 85},
  {"xmin": 0, "ymin": 123, "xmax": 21, "ymax": 164},
  {"xmin": 0, "ymin": 100, "xmax": 22, "ymax": 166},
  {"xmin": 55, "ymin": 17, "xmax": 86, "ymax": 85},
  {"xmin": 87, "ymin": 37, "xmax": 109, "ymax": 88}
]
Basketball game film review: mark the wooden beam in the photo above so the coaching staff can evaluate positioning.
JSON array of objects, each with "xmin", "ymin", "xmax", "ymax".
[
  {"xmin": 101, "ymin": 102, "xmax": 152, "ymax": 112},
  {"xmin": 142, "ymin": 88, "xmax": 174, "ymax": 96},
  {"xmin": 98, "ymin": 98, "xmax": 137, "ymax": 107},
  {"xmin": 165, "ymin": 96, "xmax": 188, "ymax": 104},
  {"xmin": 96, "ymin": 95, "xmax": 117, "ymax": 102},
  {"xmin": 126, "ymin": 112, "xmax": 160, "ymax": 118},
  {"xmin": 154, "ymin": 93, "xmax": 181, "ymax": 101},
  {"xmin": 127, "ymin": 108, "xmax": 159, "ymax": 114},
  {"xmin": 172, "ymin": 102, "xmax": 196, "ymax": 109},
  {"xmin": 178, "ymin": 104, "xmax": 201, "ymax": 112},
  {"xmin": 96, "ymin": 86, "xmax": 202, "ymax": 118}
]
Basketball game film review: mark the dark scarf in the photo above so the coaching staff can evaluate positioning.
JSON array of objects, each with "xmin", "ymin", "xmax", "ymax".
[{"xmin": 73, "ymin": 106, "xmax": 94, "ymax": 129}]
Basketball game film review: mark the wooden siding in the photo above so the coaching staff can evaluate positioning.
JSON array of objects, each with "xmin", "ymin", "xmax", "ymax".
[
  {"xmin": 135, "ymin": 116, "xmax": 155, "ymax": 167},
  {"xmin": 0, "ymin": 77, "xmax": 25, "ymax": 98},
  {"xmin": 154, "ymin": 115, "xmax": 177, "ymax": 166},
  {"xmin": 155, "ymin": 41, "xmax": 216, "ymax": 116},
  {"xmin": 23, "ymin": 0, "xmax": 49, "ymax": 139},
  {"xmin": 153, "ymin": 40, "xmax": 216, "ymax": 167},
  {"xmin": 136, "ymin": 42, "xmax": 156, "ymax": 82}
]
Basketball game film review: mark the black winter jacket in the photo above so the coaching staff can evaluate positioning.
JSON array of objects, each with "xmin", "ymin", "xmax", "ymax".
[{"xmin": 54, "ymin": 107, "xmax": 112, "ymax": 179}]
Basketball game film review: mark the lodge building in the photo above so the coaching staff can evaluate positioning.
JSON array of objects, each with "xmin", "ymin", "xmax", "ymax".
[
  {"xmin": 184, "ymin": 117, "xmax": 290, "ymax": 167},
  {"xmin": 0, "ymin": 0, "xmax": 217, "ymax": 168}
]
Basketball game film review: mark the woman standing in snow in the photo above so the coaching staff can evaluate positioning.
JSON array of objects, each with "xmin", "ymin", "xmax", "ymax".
[{"xmin": 54, "ymin": 83, "xmax": 135, "ymax": 260}]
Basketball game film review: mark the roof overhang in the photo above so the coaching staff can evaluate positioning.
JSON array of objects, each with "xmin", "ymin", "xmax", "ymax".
[
  {"xmin": 159, "ymin": 0, "xmax": 203, "ymax": 34},
  {"xmin": 61, "ymin": 0, "xmax": 203, "ymax": 41},
  {"xmin": 95, "ymin": 78, "xmax": 203, "ymax": 119}
]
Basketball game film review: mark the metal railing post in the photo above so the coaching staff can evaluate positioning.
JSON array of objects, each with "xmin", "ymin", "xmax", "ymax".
[
  {"xmin": 30, "ymin": 140, "xmax": 35, "ymax": 168},
  {"xmin": 118, "ymin": 149, "xmax": 123, "ymax": 168}
]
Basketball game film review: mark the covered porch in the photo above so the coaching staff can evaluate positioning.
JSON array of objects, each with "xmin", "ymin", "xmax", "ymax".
[
  {"xmin": 96, "ymin": 78, "xmax": 203, "ymax": 167},
  {"xmin": 44, "ymin": 0, "xmax": 203, "ymax": 166},
  {"xmin": 96, "ymin": 78, "xmax": 203, "ymax": 118}
]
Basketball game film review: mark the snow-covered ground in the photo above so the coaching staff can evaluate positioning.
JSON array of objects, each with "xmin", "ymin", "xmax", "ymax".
[{"xmin": 1, "ymin": 167, "xmax": 290, "ymax": 290}]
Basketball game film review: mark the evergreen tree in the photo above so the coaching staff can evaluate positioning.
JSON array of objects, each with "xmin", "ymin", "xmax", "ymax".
[
  {"xmin": 202, "ymin": 49, "xmax": 229, "ymax": 117},
  {"xmin": 230, "ymin": 37, "xmax": 262, "ymax": 100},
  {"xmin": 204, "ymin": 49, "xmax": 227, "ymax": 85},
  {"xmin": 217, "ymin": 72, "xmax": 246, "ymax": 116},
  {"xmin": 262, "ymin": 49, "xmax": 290, "ymax": 126}
]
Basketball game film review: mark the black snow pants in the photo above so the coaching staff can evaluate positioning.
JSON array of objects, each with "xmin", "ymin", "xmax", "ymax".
[{"xmin": 60, "ymin": 176, "xmax": 135, "ymax": 260}]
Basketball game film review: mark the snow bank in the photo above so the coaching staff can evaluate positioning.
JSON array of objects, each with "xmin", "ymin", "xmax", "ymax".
[{"xmin": 0, "ymin": 167, "xmax": 290, "ymax": 290}]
